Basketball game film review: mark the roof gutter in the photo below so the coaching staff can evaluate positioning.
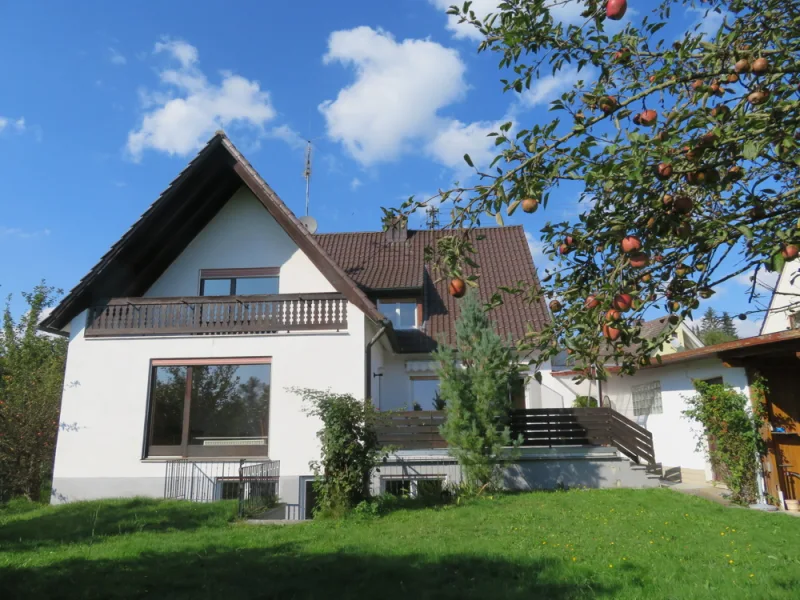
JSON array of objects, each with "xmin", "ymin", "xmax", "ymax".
[{"xmin": 365, "ymin": 324, "xmax": 388, "ymax": 402}]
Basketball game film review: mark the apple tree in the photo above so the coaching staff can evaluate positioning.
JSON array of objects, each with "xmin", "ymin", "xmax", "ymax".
[{"xmin": 386, "ymin": 0, "xmax": 800, "ymax": 378}]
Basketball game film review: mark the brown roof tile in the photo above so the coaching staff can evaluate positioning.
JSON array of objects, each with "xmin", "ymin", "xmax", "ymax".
[{"xmin": 315, "ymin": 226, "xmax": 550, "ymax": 351}]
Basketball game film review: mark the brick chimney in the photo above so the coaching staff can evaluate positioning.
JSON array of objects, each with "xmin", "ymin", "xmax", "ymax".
[{"xmin": 384, "ymin": 215, "xmax": 408, "ymax": 243}]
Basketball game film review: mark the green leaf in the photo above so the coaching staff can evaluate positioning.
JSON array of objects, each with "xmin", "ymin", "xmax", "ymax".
[
  {"xmin": 463, "ymin": 154, "xmax": 474, "ymax": 168},
  {"xmin": 507, "ymin": 199, "xmax": 521, "ymax": 216},
  {"xmin": 770, "ymin": 252, "xmax": 786, "ymax": 273},
  {"xmin": 742, "ymin": 141, "xmax": 759, "ymax": 160},
  {"xmin": 495, "ymin": 211, "xmax": 504, "ymax": 226},
  {"xmin": 737, "ymin": 225, "xmax": 753, "ymax": 240}
]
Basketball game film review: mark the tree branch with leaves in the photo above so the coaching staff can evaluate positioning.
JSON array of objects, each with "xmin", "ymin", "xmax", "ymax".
[{"xmin": 386, "ymin": 0, "xmax": 800, "ymax": 379}]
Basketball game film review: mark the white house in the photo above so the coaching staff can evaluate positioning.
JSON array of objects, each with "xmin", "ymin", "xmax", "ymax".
[
  {"xmin": 761, "ymin": 260, "xmax": 800, "ymax": 334},
  {"xmin": 53, "ymin": 132, "xmax": 644, "ymax": 513}
]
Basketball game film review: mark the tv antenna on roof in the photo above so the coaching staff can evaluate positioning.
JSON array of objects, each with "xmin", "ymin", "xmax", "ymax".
[
  {"xmin": 303, "ymin": 140, "xmax": 312, "ymax": 217},
  {"xmin": 425, "ymin": 205, "xmax": 440, "ymax": 230}
]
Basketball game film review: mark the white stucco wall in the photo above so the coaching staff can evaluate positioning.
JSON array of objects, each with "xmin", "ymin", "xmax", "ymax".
[
  {"xmin": 51, "ymin": 304, "xmax": 366, "ymax": 503},
  {"xmin": 51, "ymin": 186, "xmax": 370, "ymax": 503},
  {"xmin": 761, "ymin": 261, "xmax": 800, "ymax": 334},
  {"xmin": 603, "ymin": 359, "xmax": 749, "ymax": 473},
  {"xmin": 538, "ymin": 365, "xmax": 592, "ymax": 409},
  {"xmin": 145, "ymin": 186, "xmax": 335, "ymax": 297}
]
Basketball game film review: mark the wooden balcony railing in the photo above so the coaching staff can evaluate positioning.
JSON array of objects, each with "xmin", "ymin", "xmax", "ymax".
[
  {"xmin": 377, "ymin": 408, "xmax": 656, "ymax": 466},
  {"xmin": 376, "ymin": 411, "xmax": 447, "ymax": 450},
  {"xmin": 85, "ymin": 293, "xmax": 348, "ymax": 338}
]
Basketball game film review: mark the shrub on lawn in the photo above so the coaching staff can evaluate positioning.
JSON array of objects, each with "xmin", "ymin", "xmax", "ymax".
[
  {"xmin": 684, "ymin": 378, "xmax": 767, "ymax": 505},
  {"xmin": 435, "ymin": 290, "xmax": 521, "ymax": 493},
  {"xmin": 295, "ymin": 388, "xmax": 386, "ymax": 518},
  {"xmin": 0, "ymin": 284, "xmax": 67, "ymax": 503}
]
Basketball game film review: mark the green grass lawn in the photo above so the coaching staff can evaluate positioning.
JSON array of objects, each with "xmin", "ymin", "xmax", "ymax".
[{"xmin": 1, "ymin": 489, "xmax": 799, "ymax": 599}]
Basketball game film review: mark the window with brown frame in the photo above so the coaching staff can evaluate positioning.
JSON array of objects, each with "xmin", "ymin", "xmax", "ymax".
[
  {"xmin": 199, "ymin": 267, "xmax": 280, "ymax": 296},
  {"xmin": 145, "ymin": 358, "xmax": 271, "ymax": 458},
  {"xmin": 377, "ymin": 298, "xmax": 422, "ymax": 330}
]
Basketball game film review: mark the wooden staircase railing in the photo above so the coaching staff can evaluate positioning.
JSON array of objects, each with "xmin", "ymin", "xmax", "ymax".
[{"xmin": 378, "ymin": 407, "xmax": 657, "ymax": 466}]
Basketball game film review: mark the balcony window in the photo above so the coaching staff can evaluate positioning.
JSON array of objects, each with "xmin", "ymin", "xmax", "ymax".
[
  {"xmin": 378, "ymin": 299, "xmax": 420, "ymax": 330},
  {"xmin": 146, "ymin": 358, "xmax": 271, "ymax": 458},
  {"xmin": 199, "ymin": 267, "xmax": 279, "ymax": 296},
  {"xmin": 410, "ymin": 376, "xmax": 440, "ymax": 410}
]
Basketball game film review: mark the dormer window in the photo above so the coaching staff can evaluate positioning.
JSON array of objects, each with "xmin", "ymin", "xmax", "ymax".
[
  {"xmin": 199, "ymin": 268, "xmax": 279, "ymax": 296},
  {"xmin": 378, "ymin": 298, "xmax": 421, "ymax": 330}
]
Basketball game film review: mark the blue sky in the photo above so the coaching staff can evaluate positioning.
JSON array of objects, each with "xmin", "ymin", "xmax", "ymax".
[{"xmin": 0, "ymin": 1, "xmax": 771, "ymax": 334}]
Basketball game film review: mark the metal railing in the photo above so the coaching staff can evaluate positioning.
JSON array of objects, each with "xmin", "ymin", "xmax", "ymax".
[
  {"xmin": 86, "ymin": 293, "xmax": 348, "ymax": 337},
  {"xmin": 164, "ymin": 459, "xmax": 280, "ymax": 516}
]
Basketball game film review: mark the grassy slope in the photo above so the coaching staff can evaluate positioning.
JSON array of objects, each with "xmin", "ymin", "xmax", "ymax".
[{"xmin": 1, "ymin": 489, "xmax": 798, "ymax": 599}]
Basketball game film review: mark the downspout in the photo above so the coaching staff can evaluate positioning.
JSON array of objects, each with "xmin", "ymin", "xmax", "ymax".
[
  {"xmin": 365, "ymin": 325, "xmax": 387, "ymax": 403},
  {"xmin": 598, "ymin": 374, "xmax": 604, "ymax": 408}
]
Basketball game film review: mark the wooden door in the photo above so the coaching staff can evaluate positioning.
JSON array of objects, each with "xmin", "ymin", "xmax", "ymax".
[
  {"xmin": 510, "ymin": 377, "xmax": 526, "ymax": 410},
  {"xmin": 757, "ymin": 364, "xmax": 800, "ymax": 501},
  {"xmin": 775, "ymin": 438, "xmax": 800, "ymax": 500}
]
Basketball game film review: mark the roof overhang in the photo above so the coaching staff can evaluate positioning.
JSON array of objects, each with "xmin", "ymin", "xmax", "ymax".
[
  {"xmin": 41, "ymin": 132, "xmax": 386, "ymax": 332},
  {"xmin": 605, "ymin": 329, "xmax": 800, "ymax": 374}
]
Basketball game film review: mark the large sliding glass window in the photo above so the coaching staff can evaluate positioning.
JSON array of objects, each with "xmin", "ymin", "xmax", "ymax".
[{"xmin": 146, "ymin": 359, "xmax": 271, "ymax": 458}]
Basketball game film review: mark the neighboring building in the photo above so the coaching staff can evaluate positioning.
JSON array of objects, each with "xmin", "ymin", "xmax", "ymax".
[
  {"xmin": 48, "ymin": 132, "xmax": 662, "ymax": 513},
  {"xmin": 548, "ymin": 317, "xmax": 704, "ymax": 409},
  {"xmin": 761, "ymin": 261, "xmax": 800, "ymax": 334}
]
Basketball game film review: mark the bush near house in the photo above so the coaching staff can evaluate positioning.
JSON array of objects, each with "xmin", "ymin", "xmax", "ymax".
[
  {"xmin": 684, "ymin": 379, "xmax": 766, "ymax": 504},
  {"xmin": 0, "ymin": 284, "xmax": 67, "ymax": 502},
  {"xmin": 2, "ymin": 489, "xmax": 800, "ymax": 599},
  {"xmin": 295, "ymin": 388, "xmax": 385, "ymax": 517}
]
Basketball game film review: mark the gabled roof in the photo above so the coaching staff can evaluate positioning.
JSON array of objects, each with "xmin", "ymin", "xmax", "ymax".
[
  {"xmin": 316, "ymin": 227, "xmax": 550, "ymax": 352},
  {"xmin": 41, "ymin": 132, "xmax": 385, "ymax": 332}
]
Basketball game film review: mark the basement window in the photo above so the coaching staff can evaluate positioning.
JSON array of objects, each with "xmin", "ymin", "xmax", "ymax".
[
  {"xmin": 146, "ymin": 358, "xmax": 271, "ymax": 458},
  {"xmin": 631, "ymin": 381, "xmax": 662, "ymax": 416}
]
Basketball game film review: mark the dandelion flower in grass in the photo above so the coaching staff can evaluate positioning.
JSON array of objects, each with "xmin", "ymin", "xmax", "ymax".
[
  {"xmin": 572, "ymin": 557, "xmax": 577, "ymax": 562},
  {"xmin": 609, "ymin": 564, "xmax": 613, "ymax": 568},
  {"xmin": 749, "ymin": 574, "xmax": 755, "ymax": 578}
]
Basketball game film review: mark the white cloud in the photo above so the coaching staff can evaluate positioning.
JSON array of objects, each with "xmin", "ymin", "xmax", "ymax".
[
  {"xmin": 0, "ymin": 116, "xmax": 26, "ymax": 134},
  {"xmin": 267, "ymin": 124, "xmax": 306, "ymax": 150},
  {"xmin": 0, "ymin": 226, "xmax": 50, "ymax": 239},
  {"xmin": 153, "ymin": 38, "xmax": 198, "ymax": 69},
  {"xmin": 109, "ymin": 47, "xmax": 127, "ymax": 65},
  {"xmin": 350, "ymin": 177, "xmax": 363, "ymax": 190},
  {"xmin": 736, "ymin": 317, "xmax": 763, "ymax": 339},
  {"xmin": 734, "ymin": 268, "xmax": 780, "ymax": 291},
  {"xmin": 548, "ymin": 1, "xmax": 588, "ymax": 25},
  {"xmin": 319, "ymin": 27, "xmax": 467, "ymax": 166},
  {"xmin": 521, "ymin": 66, "xmax": 594, "ymax": 107},
  {"xmin": 429, "ymin": 1, "xmax": 592, "ymax": 41},
  {"xmin": 428, "ymin": 0, "xmax": 499, "ymax": 41},
  {"xmin": 687, "ymin": 7, "xmax": 727, "ymax": 39},
  {"xmin": 127, "ymin": 38, "xmax": 276, "ymax": 160},
  {"xmin": 425, "ymin": 118, "xmax": 502, "ymax": 171}
]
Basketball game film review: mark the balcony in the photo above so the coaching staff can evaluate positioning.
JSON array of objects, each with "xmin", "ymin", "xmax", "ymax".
[{"xmin": 84, "ymin": 293, "xmax": 348, "ymax": 338}]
